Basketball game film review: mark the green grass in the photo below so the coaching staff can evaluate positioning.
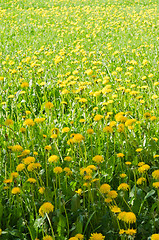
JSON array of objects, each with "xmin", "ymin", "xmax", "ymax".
[{"xmin": 0, "ymin": 0, "xmax": 159, "ymax": 239}]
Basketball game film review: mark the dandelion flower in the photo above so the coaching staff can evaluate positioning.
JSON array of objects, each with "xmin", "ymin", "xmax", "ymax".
[
  {"xmin": 75, "ymin": 234, "xmax": 84, "ymax": 239},
  {"xmin": 64, "ymin": 156, "xmax": 72, "ymax": 162},
  {"xmin": 48, "ymin": 155, "xmax": 59, "ymax": 163},
  {"xmin": 23, "ymin": 119, "xmax": 35, "ymax": 127},
  {"xmin": 39, "ymin": 202, "xmax": 54, "ymax": 217},
  {"xmin": 54, "ymin": 167, "xmax": 63, "ymax": 174},
  {"xmin": 138, "ymin": 164, "xmax": 150, "ymax": 173},
  {"xmin": 45, "ymin": 102, "xmax": 54, "ymax": 109},
  {"xmin": 39, "ymin": 187, "xmax": 45, "ymax": 194},
  {"xmin": 110, "ymin": 206, "xmax": 121, "ymax": 213},
  {"xmin": 103, "ymin": 126, "xmax": 113, "ymax": 133},
  {"xmin": 107, "ymin": 190, "xmax": 118, "ymax": 199},
  {"xmin": 153, "ymin": 182, "xmax": 159, "ymax": 189},
  {"xmin": 137, "ymin": 177, "xmax": 147, "ymax": 185},
  {"xmin": 73, "ymin": 134, "xmax": 84, "ymax": 143},
  {"xmin": 99, "ymin": 184, "xmax": 111, "ymax": 193},
  {"xmin": 89, "ymin": 233, "xmax": 105, "ymax": 240},
  {"xmin": 117, "ymin": 153, "xmax": 124, "ymax": 158},
  {"xmin": 45, "ymin": 145, "xmax": 52, "ymax": 150},
  {"xmin": 16, "ymin": 163, "xmax": 25, "ymax": 172},
  {"xmin": 5, "ymin": 119, "xmax": 14, "ymax": 126},
  {"xmin": 11, "ymin": 187, "xmax": 21, "ymax": 195},
  {"xmin": 62, "ymin": 127, "xmax": 70, "ymax": 133},
  {"xmin": 87, "ymin": 129, "xmax": 94, "ymax": 134},
  {"xmin": 43, "ymin": 235, "xmax": 53, "ymax": 240},
  {"xmin": 92, "ymin": 155, "xmax": 104, "ymax": 164},
  {"xmin": 94, "ymin": 114, "xmax": 103, "ymax": 121},
  {"xmin": 12, "ymin": 145, "xmax": 23, "ymax": 152},
  {"xmin": 27, "ymin": 178, "xmax": 36, "ymax": 183},
  {"xmin": 152, "ymin": 170, "xmax": 159, "ymax": 180},
  {"xmin": 125, "ymin": 229, "xmax": 136, "ymax": 235},
  {"xmin": 118, "ymin": 183, "xmax": 130, "ymax": 191},
  {"xmin": 151, "ymin": 234, "xmax": 159, "ymax": 240}
]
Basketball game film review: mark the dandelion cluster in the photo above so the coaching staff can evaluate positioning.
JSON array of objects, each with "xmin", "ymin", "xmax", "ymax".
[{"xmin": 0, "ymin": 0, "xmax": 158, "ymax": 239}]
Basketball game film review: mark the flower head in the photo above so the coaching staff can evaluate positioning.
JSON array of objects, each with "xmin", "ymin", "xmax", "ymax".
[
  {"xmin": 39, "ymin": 202, "xmax": 54, "ymax": 217},
  {"xmin": 11, "ymin": 187, "xmax": 21, "ymax": 195},
  {"xmin": 118, "ymin": 183, "xmax": 130, "ymax": 191},
  {"xmin": 54, "ymin": 166, "xmax": 63, "ymax": 174},
  {"xmin": 152, "ymin": 170, "xmax": 159, "ymax": 180},
  {"xmin": 151, "ymin": 234, "xmax": 159, "ymax": 240},
  {"xmin": 92, "ymin": 155, "xmax": 104, "ymax": 164},
  {"xmin": 99, "ymin": 184, "xmax": 111, "ymax": 194},
  {"xmin": 89, "ymin": 233, "xmax": 105, "ymax": 240},
  {"xmin": 23, "ymin": 119, "xmax": 35, "ymax": 127}
]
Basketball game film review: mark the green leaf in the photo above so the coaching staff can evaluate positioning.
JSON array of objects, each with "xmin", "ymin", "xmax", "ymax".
[
  {"xmin": 0, "ymin": 202, "xmax": 3, "ymax": 222},
  {"xmin": 71, "ymin": 194, "xmax": 80, "ymax": 212},
  {"xmin": 144, "ymin": 190, "xmax": 155, "ymax": 200}
]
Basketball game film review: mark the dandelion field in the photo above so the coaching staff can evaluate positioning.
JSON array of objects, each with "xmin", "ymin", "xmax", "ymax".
[{"xmin": 0, "ymin": 0, "xmax": 159, "ymax": 239}]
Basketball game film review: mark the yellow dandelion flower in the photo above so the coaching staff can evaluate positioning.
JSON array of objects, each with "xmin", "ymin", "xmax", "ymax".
[
  {"xmin": 99, "ymin": 184, "xmax": 111, "ymax": 194},
  {"xmin": 12, "ymin": 145, "xmax": 23, "ymax": 152},
  {"xmin": 48, "ymin": 155, "xmax": 59, "ymax": 163},
  {"xmin": 151, "ymin": 234, "xmax": 159, "ymax": 240},
  {"xmin": 87, "ymin": 129, "xmax": 94, "ymax": 134},
  {"xmin": 92, "ymin": 155, "xmax": 104, "ymax": 164},
  {"xmin": 117, "ymin": 153, "xmax": 124, "ymax": 158},
  {"xmin": 5, "ymin": 119, "xmax": 14, "ymax": 126},
  {"xmin": 107, "ymin": 190, "xmax": 118, "ymax": 199},
  {"xmin": 45, "ymin": 102, "xmax": 54, "ymax": 109},
  {"xmin": 64, "ymin": 156, "xmax": 72, "ymax": 162},
  {"xmin": 75, "ymin": 189, "xmax": 82, "ymax": 195},
  {"xmin": 11, "ymin": 187, "xmax": 21, "ymax": 195},
  {"xmin": 118, "ymin": 183, "xmax": 130, "ymax": 191},
  {"xmin": 11, "ymin": 172, "xmax": 19, "ymax": 179},
  {"xmin": 62, "ymin": 127, "xmax": 70, "ymax": 133},
  {"xmin": 3, "ymin": 179, "xmax": 12, "ymax": 184},
  {"xmin": 152, "ymin": 170, "xmax": 159, "ymax": 180},
  {"xmin": 137, "ymin": 177, "xmax": 147, "ymax": 185},
  {"xmin": 94, "ymin": 114, "xmax": 103, "ymax": 121},
  {"xmin": 120, "ymin": 173, "xmax": 127, "ymax": 178},
  {"xmin": 27, "ymin": 178, "xmax": 36, "ymax": 183},
  {"xmin": 117, "ymin": 124, "xmax": 125, "ymax": 133},
  {"xmin": 104, "ymin": 198, "xmax": 112, "ymax": 203},
  {"xmin": 138, "ymin": 162, "xmax": 145, "ymax": 166},
  {"xmin": 73, "ymin": 134, "xmax": 84, "ymax": 143},
  {"xmin": 20, "ymin": 127, "xmax": 26, "ymax": 133},
  {"xmin": 39, "ymin": 187, "xmax": 45, "ymax": 194},
  {"xmin": 119, "ymin": 229, "xmax": 125, "ymax": 235},
  {"xmin": 110, "ymin": 206, "xmax": 121, "ymax": 213},
  {"xmin": 138, "ymin": 164, "xmax": 150, "ymax": 173},
  {"xmin": 34, "ymin": 118, "xmax": 45, "ymax": 123},
  {"xmin": 44, "ymin": 145, "xmax": 52, "ymax": 150},
  {"xmin": 23, "ymin": 156, "xmax": 35, "ymax": 165},
  {"xmin": 125, "ymin": 229, "xmax": 136, "ymax": 235},
  {"xmin": 153, "ymin": 182, "xmax": 159, "ymax": 189},
  {"xmin": 21, "ymin": 82, "xmax": 29, "ymax": 88},
  {"xmin": 43, "ymin": 235, "xmax": 53, "ymax": 240},
  {"xmin": 16, "ymin": 163, "xmax": 25, "ymax": 171},
  {"xmin": 144, "ymin": 112, "xmax": 151, "ymax": 119},
  {"xmin": 54, "ymin": 166, "xmax": 63, "ymax": 174},
  {"xmin": 136, "ymin": 148, "xmax": 143, "ymax": 152},
  {"xmin": 39, "ymin": 202, "xmax": 54, "ymax": 217},
  {"xmin": 23, "ymin": 119, "xmax": 35, "ymax": 127},
  {"xmin": 103, "ymin": 126, "xmax": 113, "ymax": 133},
  {"xmin": 89, "ymin": 233, "xmax": 105, "ymax": 240},
  {"xmin": 75, "ymin": 233, "xmax": 84, "ymax": 239}
]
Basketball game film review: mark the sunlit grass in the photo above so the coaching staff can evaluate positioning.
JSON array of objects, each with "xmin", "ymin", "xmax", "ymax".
[{"xmin": 0, "ymin": 0, "xmax": 158, "ymax": 239}]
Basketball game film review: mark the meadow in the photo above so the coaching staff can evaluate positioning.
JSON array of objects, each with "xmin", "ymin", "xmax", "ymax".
[{"xmin": 0, "ymin": 0, "xmax": 159, "ymax": 239}]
